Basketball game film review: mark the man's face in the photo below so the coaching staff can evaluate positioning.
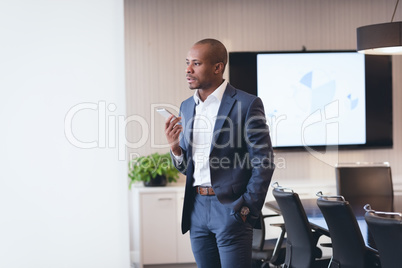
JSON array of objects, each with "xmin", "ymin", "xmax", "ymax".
[{"xmin": 186, "ymin": 44, "xmax": 216, "ymax": 91}]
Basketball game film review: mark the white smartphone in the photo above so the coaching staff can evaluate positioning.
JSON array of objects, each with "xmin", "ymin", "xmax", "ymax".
[{"xmin": 156, "ymin": 108, "xmax": 177, "ymax": 119}]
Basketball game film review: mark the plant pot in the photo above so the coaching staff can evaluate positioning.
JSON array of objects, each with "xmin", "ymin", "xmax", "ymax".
[{"xmin": 143, "ymin": 175, "xmax": 167, "ymax": 187}]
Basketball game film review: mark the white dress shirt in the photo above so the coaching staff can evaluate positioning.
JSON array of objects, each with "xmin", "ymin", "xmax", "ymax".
[{"xmin": 172, "ymin": 80, "xmax": 227, "ymax": 187}]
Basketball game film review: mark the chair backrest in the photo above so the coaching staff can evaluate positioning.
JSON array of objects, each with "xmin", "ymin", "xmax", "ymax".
[
  {"xmin": 365, "ymin": 207, "xmax": 402, "ymax": 268},
  {"xmin": 335, "ymin": 163, "xmax": 393, "ymax": 215},
  {"xmin": 316, "ymin": 195, "xmax": 367, "ymax": 268},
  {"xmin": 272, "ymin": 186, "xmax": 317, "ymax": 268}
]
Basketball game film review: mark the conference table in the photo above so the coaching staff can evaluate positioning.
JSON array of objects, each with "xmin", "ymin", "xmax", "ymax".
[{"xmin": 265, "ymin": 194, "xmax": 402, "ymax": 250}]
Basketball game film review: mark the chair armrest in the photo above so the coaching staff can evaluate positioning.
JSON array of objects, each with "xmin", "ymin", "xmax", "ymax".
[
  {"xmin": 270, "ymin": 223, "xmax": 284, "ymax": 227},
  {"xmin": 269, "ymin": 222, "xmax": 287, "ymax": 266},
  {"xmin": 270, "ymin": 223, "xmax": 286, "ymax": 230},
  {"xmin": 320, "ymin": 243, "xmax": 332, "ymax": 248},
  {"xmin": 262, "ymin": 213, "xmax": 281, "ymax": 219}
]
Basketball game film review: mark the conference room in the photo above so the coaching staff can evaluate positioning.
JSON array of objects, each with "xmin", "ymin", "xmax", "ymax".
[
  {"xmin": 127, "ymin": 1, "xmax": 402, "ymax": 267},
  {"xmin": 2, "ymin": 0, "xmax": 402, "ymax": 268}
]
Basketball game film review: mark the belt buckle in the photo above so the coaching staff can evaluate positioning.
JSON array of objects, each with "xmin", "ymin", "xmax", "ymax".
[
  {"xmin": 198, "ymin": 187, "xmax": 207, "ymax": 196},
  {"xmin": 197, "ymin": 186, "xmax": 213, "ymax": 196},
  {"xmin": 202, "ymin": 187, "xmax": 208, "ymax": 195}
]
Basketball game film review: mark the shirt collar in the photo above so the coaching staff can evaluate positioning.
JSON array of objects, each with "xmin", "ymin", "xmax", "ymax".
[{"xmin": 193, "ymin": 80, "xmax": 228, "ymax": 105}]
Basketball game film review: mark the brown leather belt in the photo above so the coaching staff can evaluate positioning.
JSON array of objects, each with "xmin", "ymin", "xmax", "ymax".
[{"xmin": 195, "ymin": 186, "xmax": 215, "ymax": 196}]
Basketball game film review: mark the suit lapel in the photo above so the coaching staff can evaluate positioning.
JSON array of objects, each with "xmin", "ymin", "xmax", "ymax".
[
  {"xmin": 210, "ymin": 85, "xmax": 236, "ymax": 153},
  {"xmin": 182, "ymin": 99, "xmax": 196, "ymax": 156}
]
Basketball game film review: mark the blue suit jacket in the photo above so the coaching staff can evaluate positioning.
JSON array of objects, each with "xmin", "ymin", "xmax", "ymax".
[{"xmin": 174, "ymin": 84, "xmax": 275, "ymax": 234}]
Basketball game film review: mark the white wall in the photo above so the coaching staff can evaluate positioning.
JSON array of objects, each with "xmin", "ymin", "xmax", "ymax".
[{"xmin": 0, "ymin": 1, "xmax": 130, "ymax": 267}]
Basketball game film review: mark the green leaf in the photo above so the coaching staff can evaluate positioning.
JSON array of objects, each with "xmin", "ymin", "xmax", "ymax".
[{"xmin": 128, "ymin": 152, "xmax": 179, "ymax": 187}]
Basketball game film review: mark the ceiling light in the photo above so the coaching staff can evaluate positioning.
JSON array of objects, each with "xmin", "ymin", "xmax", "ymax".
[{"xmin": 357, "ymin": 0, "xmax": 402, "ymax": 55}]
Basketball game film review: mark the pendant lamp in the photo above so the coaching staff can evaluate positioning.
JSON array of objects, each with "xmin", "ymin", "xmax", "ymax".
[{"xmin": 357, "ymin": 0, "xmax": 402, "ymax": 55}]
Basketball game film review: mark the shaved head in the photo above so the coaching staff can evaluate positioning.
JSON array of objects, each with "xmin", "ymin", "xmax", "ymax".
[{"xmin": 194, "ymin": 39, "xmax": 228, "ymax": 72}]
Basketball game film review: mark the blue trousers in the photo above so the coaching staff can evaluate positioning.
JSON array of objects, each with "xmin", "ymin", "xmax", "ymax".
[{"xmin": 189, "ymin": 194, "xmax": 253, "ymax": 268}]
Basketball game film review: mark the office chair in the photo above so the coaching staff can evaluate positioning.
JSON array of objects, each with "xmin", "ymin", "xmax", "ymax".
[
  {"xmin": 364, "ymin": 204, "xmax": 402, "ymax": 268},
  {"xmin": 251, "ymin": 211, "xmax": 286, "ymax": 268},
  {"xmin": 335, "ymin": 162, "xmax": 393, "ymax": 216},
  {"xmin": 272, "ymin": 183, "xmax": 330, "ymax": 268},
  {"xmin": 316, "ymin": 192, "xmax": 380, "ymax": 268}
]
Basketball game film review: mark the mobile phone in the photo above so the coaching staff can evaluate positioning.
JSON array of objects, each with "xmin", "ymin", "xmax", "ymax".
[{"xmin": 156, "ymin": 108, "xmax": 177, "ymax": 119}]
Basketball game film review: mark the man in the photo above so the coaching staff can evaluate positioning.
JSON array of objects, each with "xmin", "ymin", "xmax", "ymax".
[{"xmin": 164, "ymin": 38, "xmax": 274, "ymax": 268}]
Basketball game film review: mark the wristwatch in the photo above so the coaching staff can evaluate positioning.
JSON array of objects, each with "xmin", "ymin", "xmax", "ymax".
[{"xmin": 240, "ymin": 206, "xmax": 250, "ymax": 217}]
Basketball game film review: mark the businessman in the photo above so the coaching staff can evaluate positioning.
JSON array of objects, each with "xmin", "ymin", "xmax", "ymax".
[{"xmin": 164, "ymin": 38, "xmax": 275, "ymax": 268}]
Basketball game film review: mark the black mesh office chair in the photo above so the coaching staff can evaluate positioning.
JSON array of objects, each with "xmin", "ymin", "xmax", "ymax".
[
  {"xmin": 272, "ymin": 183, "xmax": 330, "ymax": 268},
  {"xmin": 251, "ymin": 211, "xmax": 286, "ymax": 268},
  {"xmin": 316, "ymin": 192, "xmax": 380, "ymax": 268},
  {"xmin": 335, "ymin": 162, "xmax": 393, "ymax": 216},
  {"xmin": 364, "ymin": 204, "xmax": 402, "ymax": 268}
]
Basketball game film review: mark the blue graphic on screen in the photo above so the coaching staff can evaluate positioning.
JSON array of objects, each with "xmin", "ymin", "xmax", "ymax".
[
  {"xmin": 300, "ymin": 71, "xmax": 337, "ymax": 113},
  {"xmin": 257, "ymin": 52, "xmax": 366, "ymax": 147},
  {"xmin": 347, "ymin": 94, "xmax": 359, "ymax": 110}
]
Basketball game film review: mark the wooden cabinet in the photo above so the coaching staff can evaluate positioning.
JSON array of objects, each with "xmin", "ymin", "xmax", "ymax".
[
  {"xmin": 176, "ymin": 192, "xmax": 195, "ymax": 263},
  {"xmin": 131, "ymin": 186, "xmax": 195, "ymax": 267}
]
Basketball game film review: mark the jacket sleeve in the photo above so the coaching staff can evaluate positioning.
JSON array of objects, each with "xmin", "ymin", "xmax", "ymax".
[
  {"xmin": 170, "ymin": 147, "xmax": 188, "ymax": 175},
  {"xmin": 241, "ymin": 97, "xmax": 275, "ymax": 219}
]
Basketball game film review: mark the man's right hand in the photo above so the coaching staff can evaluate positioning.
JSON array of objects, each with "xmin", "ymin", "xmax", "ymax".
[{"xmin": 164, "ymin": 115, "xmax": 182, "ymax": 156}]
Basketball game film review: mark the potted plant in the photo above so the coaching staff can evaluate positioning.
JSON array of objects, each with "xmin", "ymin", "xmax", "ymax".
[{"xmin": 128, "ymin": 152, "xmax": 179, "ymax": 188}]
